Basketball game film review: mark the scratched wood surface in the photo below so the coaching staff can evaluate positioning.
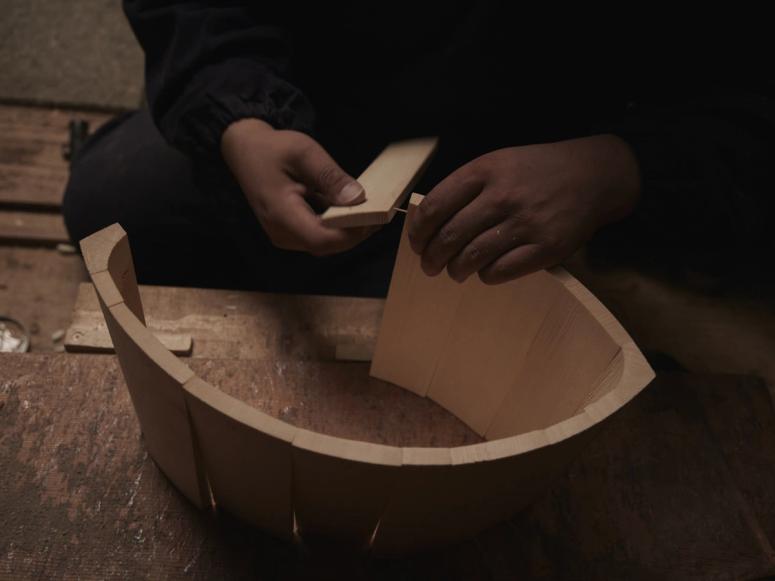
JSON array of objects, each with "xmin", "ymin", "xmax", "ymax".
[
  {"xmin": 2, "ymin": 353, "xmax": 775, "ymax": 580},
  {"xmin": 566, "ymin": 251, "xmax": 775, "ymax": 389},
  {"xmin": 0, "ymin": 104, "xmax": 111, "ymax": 209},
  {"xmin": 0, "ymin": 105, "xmax": 111, "ymax": 246},
  {"xmin": 0, "ymin": 210, "xmax": 69, "ymax": 246},
  {"xmin": 67, "ymin": 283, "xmax": 384, "ymax": 360},
  {"xmin": 0, "ymin": 246, "xmax": 87, "ymax": 351}
]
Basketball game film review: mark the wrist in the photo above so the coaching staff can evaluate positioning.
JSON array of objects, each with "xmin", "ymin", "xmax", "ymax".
[
  {"xmin": 221, "ymin": 117, "xmax": 275, "ymax": 163},
  {"xmin": 581, "ymin": 134, "xmax": 642, "ymax": 227}
]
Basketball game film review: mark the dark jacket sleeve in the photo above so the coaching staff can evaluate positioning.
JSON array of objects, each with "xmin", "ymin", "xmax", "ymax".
[
  {"xmin": 602, "ymin": 78, "xmax": 775, "ymax": 282},
  {"xmin": 123, "ymin": 0, "xmax": 315, "ymax": 160}
]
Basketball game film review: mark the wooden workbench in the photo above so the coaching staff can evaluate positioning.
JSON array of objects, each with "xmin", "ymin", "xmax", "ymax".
[
  {"xmin": 2, "ymin": 352, "xmax": 775, "ymax": 580},
  {"xmin": 2, "ymin": 102, "xmax": 775, "ymax": 578}
]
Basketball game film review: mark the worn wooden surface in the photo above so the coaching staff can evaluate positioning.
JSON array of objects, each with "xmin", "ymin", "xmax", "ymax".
[
  {"xmin": 66, "ymin": 322, "xmax": 193, "ymax": 355},
  {"xmin": 0, "ymin": 104, "xmax": 111, "ymax": 209},
  {"xmin": 3, "ymin": 102, "xmax": 775, "ymax": 577},
  {"xmin": 566, "ymin": 252, "xmax": 775, "ymax": 389},
  {"xmin": 0, "ymin": 210, "xmax": 69, "ymax": 245},
  {"xmin": 2, "ymin": 353, "xmax": 775, "ymax": 580},
  {"xmin": 0, "ymin": 104, "xmax": 111, "ymax": 247},
  {"xmin": 0, "ymin": 246, "xmax": 87, "ymax": 351},
  {"xmin": 67, "ymin": 283, "xmax": 384, "ymax": 360}
]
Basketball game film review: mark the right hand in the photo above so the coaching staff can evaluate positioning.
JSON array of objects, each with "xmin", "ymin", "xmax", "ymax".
[{"xmin": 221, "ymin": 118, "xmax": 373, "ymax": 255}]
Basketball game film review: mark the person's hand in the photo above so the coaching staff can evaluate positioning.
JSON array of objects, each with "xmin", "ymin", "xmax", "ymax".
[
  {"xmin": 408, "ymin": 135, "xmax": 641, "ymax": 284},
  {"xmin": 222, "ymin": 118, "xmax": 373, "ymax": 255}
]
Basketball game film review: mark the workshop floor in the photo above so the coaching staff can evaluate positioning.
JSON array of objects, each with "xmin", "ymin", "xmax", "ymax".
[
  {"xmin": 0, "ymin": 105, "xmax": 111, "ymax": 351},
  {"xmin": 0, "ymin": 0, "xmax": 143, "ymax": 110},
  {"xmin": 1, "ymin": 0, "xmax": 134, "ymax": 351}
]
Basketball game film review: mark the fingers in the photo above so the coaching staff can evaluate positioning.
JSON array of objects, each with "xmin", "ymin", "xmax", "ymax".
[
  {"xmin": 445, "ymin": 221, "xmax": 525, "ymax": 282},
  {"xmin": 408, "ymin": 165, "xmax": 483, "ymax": 255},
  {"xmin": 419, "ymin": 196, "xmax": 503, "ymax": 277},
  {"xmin": 271, "ymin": 192, "xmax": 375, "ymax": 255},
  {"xmin": 477, "ymin": 244, "xmax": 549, "ymax": 285},
  {"xmin": 293, "ymin": 138, "xmax": 365, "ymax": 206}
]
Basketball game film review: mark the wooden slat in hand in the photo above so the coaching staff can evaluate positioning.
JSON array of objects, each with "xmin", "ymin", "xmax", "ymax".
[{"xmin": 320, "ymin": 137, "xmax": 438, "ymax": 228}]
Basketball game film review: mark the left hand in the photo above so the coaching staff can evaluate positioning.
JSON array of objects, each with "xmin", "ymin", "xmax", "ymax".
[{"xmin": 408, "ymin": 135, "xmax": 641, "ymax": 284}]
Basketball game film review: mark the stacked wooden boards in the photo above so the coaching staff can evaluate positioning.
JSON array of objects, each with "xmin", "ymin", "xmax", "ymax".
[
  {"xmin": 81, "ymin": 211, "xmax": 653, "ymax": 553},
  {"xmin": 0, "ymin": 105, "xmax": 111, "ymax": 245}
]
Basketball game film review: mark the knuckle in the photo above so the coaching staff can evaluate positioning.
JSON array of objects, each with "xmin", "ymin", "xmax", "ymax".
[
  {"xmin": 289, "ymin": 135, "xmax": 316, "ymax": 160},
  {"xmin": 539, "ymin": 231, "xmax": 561, "ymax": 252},
  {"xmin": 317, "ymin": 164, "xmax": 345, "ymax": 190},
  {"xmin": 437, "ymin": 225, "xmax": 458, "ymax": 247},
  {"xmin": 462, "ymin": 157, "xmax": 487, "ymax": 181},
  {"xmin": 465, "ymin": 244, "xmax": 481, "ymax": 263},
  {"xmin": 285, "ymin": 129, "xmax": 311, "ymax": 144},
  {"xmin": 509, "ymin": 209, "xmax": 533, "ymax": 229},
  {"xmin": 490, "ymin": 190, "xmax": 515, "ymax": 213},
  {"xmin": 454, "ymin": 169, "xmax": 482, "ymax": 193}
]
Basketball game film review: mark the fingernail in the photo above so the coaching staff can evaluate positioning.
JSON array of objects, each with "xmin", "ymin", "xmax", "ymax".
[{"xmin": 337, "ymin": 181, "xmax": 365, "ymax": 204}]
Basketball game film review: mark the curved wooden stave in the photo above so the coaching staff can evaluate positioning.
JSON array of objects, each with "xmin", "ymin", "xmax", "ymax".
[{"xmin": 80, "ymin": 218, "xmax": 654, "ymax": 552}]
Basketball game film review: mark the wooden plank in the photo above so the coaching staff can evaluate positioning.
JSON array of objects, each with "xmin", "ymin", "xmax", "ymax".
[
  {"xmin": 370, "ymin": 194, "xmax": 465, "ymax": 395},
  {"xmin": 0, "ymin": 104, "xmax": 111, "ymax": 209},
  {"xmin": 101, "ymin": 301, "xmax": 206, "ymax": 509},
  {"xmin": 425, "ymin": 271, "xmax": 557, "ymax": 435},
  {"xmin": 0, "ymin": 165, "xmax": 70, "ymax": 210},
  {"xmin": 183, "ymin": 377, "xmax": 296, "ymax": 540},
  {"xmin": 0, "ymin": 210, "xmax": 69, "ymax": 245},
  {"xmin": 320, "ymin": 137, "xmax": 438, "ymax": 228},
  {"xmin": 291, "ymin": 430, "xmax": 401, "ymax": 544},
  {"xmin": 370, "ymin": 194, "xmax": 642, "ymax": 442},
  {"xmin": 67, "ymin": 282, "xmax": 384, "ymax": 360},
  {"xmin": 373, "ymin": 434, "xmax": 589, "ymax": 555},
  {"xmin": 3, "ymin": 354, "xmax": 775, "ymax": 578},
  {"xmin": 79, "ymin": 222, "xmax": 126, "ymax": 274},
  {"xmin": 484, "ymin": 284, "xmax": 620, "ymax": 440},
  {"xmin": 65, "ymin": 321, "xmax": 192, "ymax": 355},
  {"xmin": 80, "ymin": 223, "xmax": 145, "ymax": 323}
]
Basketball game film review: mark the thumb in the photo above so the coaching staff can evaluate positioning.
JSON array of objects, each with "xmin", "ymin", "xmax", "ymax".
[{"xmin": 295, "ymin": 140, "xmax": 365, "ymax": 206}]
